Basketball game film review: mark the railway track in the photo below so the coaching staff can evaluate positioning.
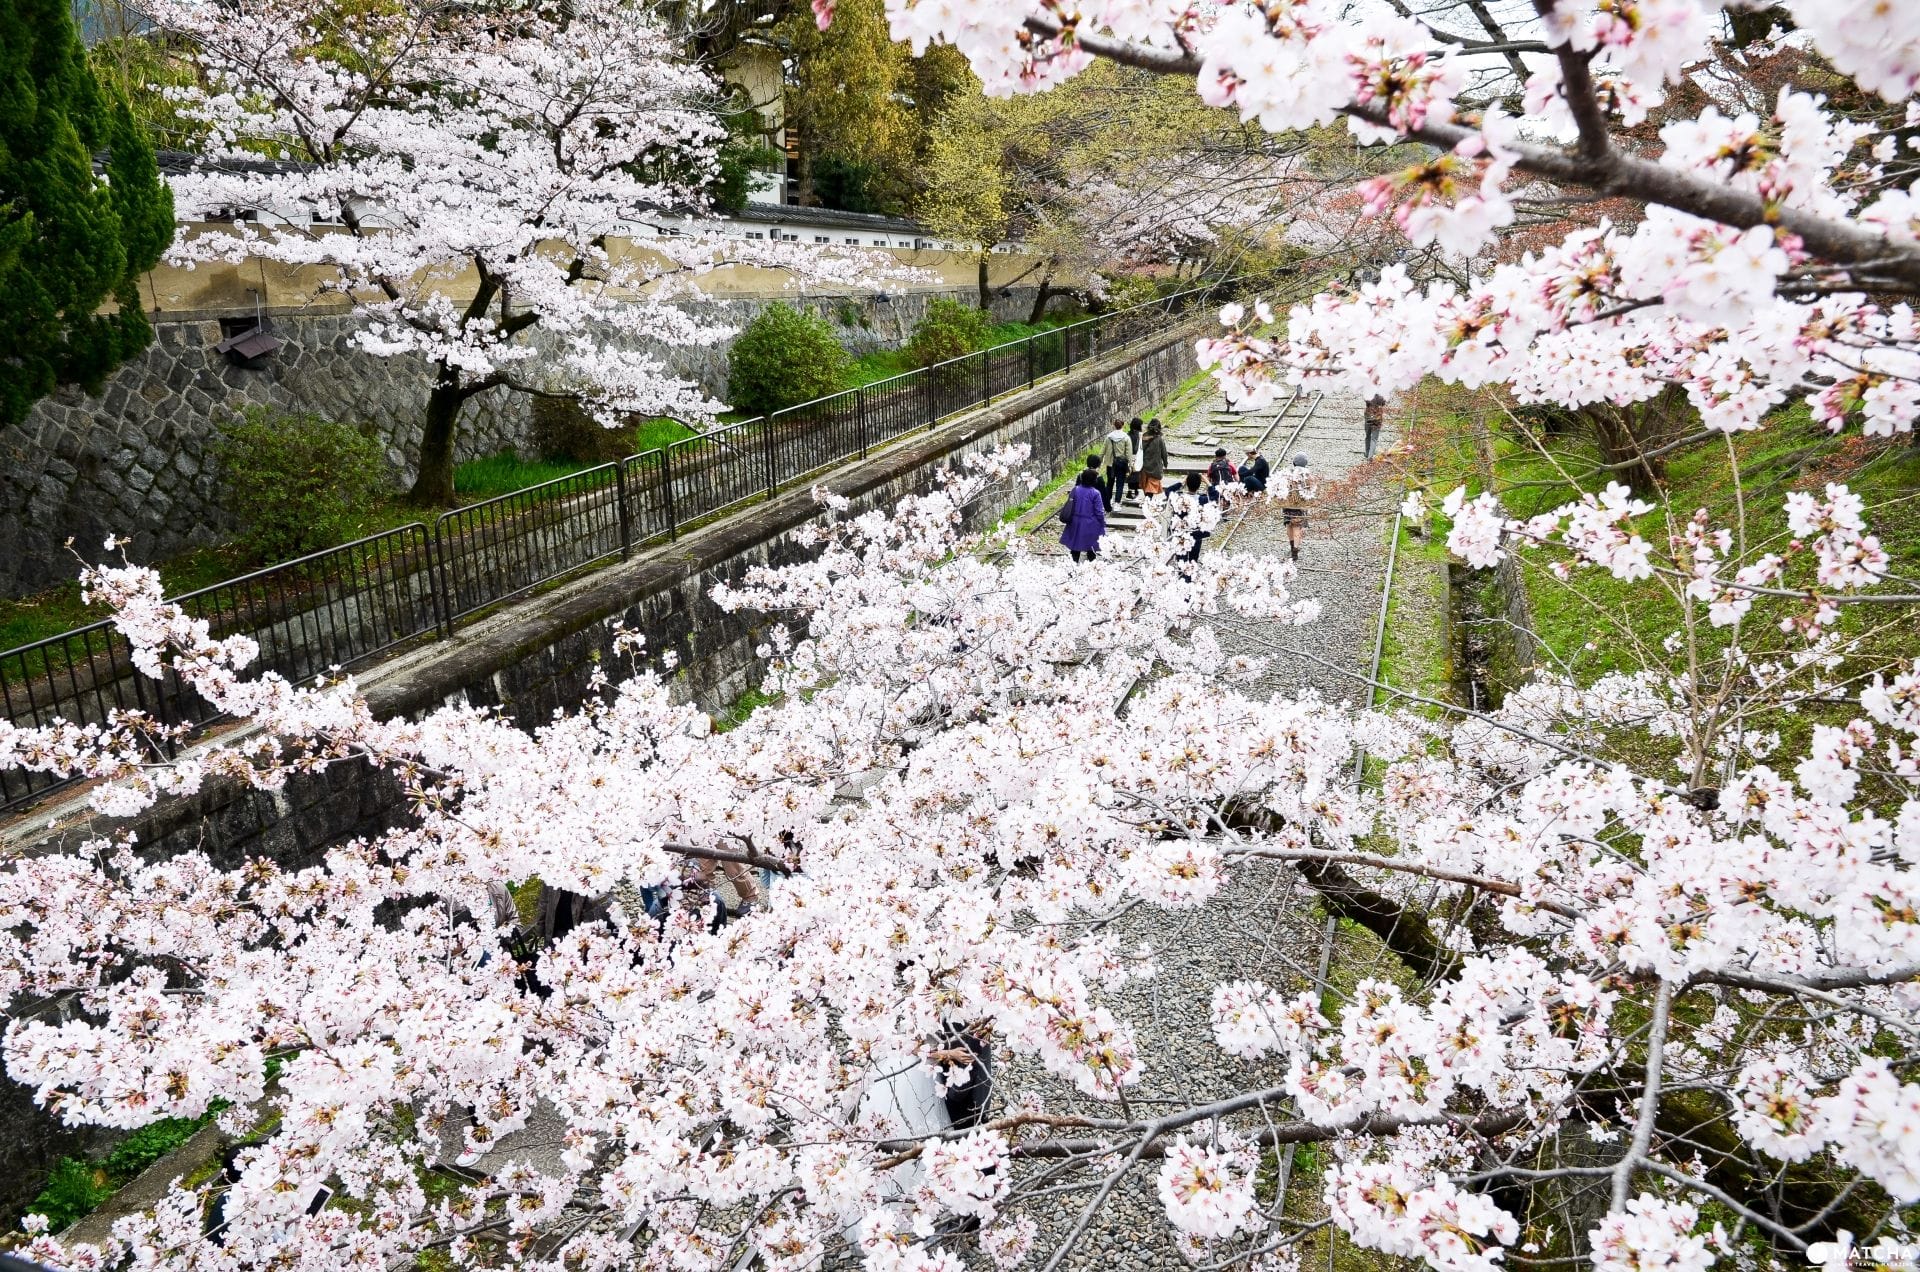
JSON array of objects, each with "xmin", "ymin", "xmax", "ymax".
[{"xmin": 1217, "ymin": 387, "xmax": 1324, "ymax": 549}]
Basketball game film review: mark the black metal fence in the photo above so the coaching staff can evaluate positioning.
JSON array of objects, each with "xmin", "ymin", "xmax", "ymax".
[{"xmin": 0, "ymin": 286, "xmax": 1212, "ymax": 812}]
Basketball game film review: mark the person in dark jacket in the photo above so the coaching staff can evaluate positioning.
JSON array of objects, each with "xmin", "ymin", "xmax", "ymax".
[
  {"xmin": 1079, "ymin": 453, "xmax": 1104, "ymax": 498},
  {"xmin": 1177, "ymin": 471, "xmax": 1216, "ymax": 569},
  {"xmin": 1138, "ymin": 420, "xmax": 1169, "ymax": 496},
  {"xmin": 1240, "ymin": 448, "xmax": 1270, "ymax": 494},
  {"xmin": 1058, "ymin": 471, "xmax": 1108, "ymax": 562},
  {"xmin": 1206, "ymin": 448, "xmax": 1238, "ymax": 500},
  {"xmin": 1125, "ymin": 418, "xmax": 1144, "ymax": 496},
  {"xmin": 537, "ymin": 883, "xmax": 613, "ymax": 947}
]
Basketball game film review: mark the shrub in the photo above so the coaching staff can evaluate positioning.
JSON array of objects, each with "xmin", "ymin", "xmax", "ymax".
[
  {"xmin": 530, "ymin": 397, "xmax": 624, "ymax": 464},
  {"xmin": 905, "ymin": 297, "xmax": 992, "ymax": 370},
  {"xmin": 27, "ymin": 1158, "xmax": 112, "ymax": 1232},
  {"xmin": 1099, "ymin": 273, "xmax": 1182, "ymax": 311},
  {"xmin": 216, "ymin": 409, "xmax": 392, "ymax": 562},
  {"xmin": 727, "ymin": 303, "xmax": 850, "ymax": 417}
]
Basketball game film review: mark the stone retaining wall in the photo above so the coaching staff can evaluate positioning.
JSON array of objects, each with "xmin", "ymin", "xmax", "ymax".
[
  {"xmin": 0, "ymin": 320, "xmax": 1201, "ymax": 1224},
  {"xmin": 0, "ymin": 285, "xmax": 1057, "ymax": 598}
]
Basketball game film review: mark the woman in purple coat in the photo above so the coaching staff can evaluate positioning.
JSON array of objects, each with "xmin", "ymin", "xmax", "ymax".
[{"xmin": 1058, "ymin": 470, "xmax": 1108, "ymax": 563}]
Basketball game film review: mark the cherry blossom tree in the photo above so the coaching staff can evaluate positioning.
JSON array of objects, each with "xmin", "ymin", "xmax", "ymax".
[
  {"xmin": 4, "ymin": 1, "xmax": 1920, "ymax": 1269},
  {"xmin": 2, "ymin": 429, "xmax": 1918, "ymax": 1270},
  {"xmin": 151, "ymin": 0, "xmax": 886, "ymax": 505}
]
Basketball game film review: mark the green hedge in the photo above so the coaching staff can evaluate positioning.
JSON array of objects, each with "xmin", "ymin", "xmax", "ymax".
[
  {"xmin": 216, "ymin": 408, "xmax": 392, "ymax": 562},
  {"xmin": 905, "ymin": 297, "xmax": 992, "ymax": 370},
  {"xmin": 727, "ymin": 303, "xmax": 850, "ymax": 417}
]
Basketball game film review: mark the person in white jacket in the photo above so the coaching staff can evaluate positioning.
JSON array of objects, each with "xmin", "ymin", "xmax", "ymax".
[{"xmin": 1098, "ymin": 421, "xmax": 1133, "ymax": 506}]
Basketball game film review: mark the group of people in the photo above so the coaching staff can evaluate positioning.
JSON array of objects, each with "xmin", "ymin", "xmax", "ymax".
[{"xmin": 1058, "ymin": 416, "xmax": 1314, "ymax": 564}]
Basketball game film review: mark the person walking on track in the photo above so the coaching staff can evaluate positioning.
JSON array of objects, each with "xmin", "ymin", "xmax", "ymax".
[
  {"xmin": 1138, "ymin": 419, "xmax": 1168, "ymax": 496},
  {"xmin": 1176, "ymin": 471, "xmax": 1217, "ymax": 572},
  {"xmin": 1059, "ymin": 470, "xmax": 1109, "ymax": 563},
  {"xmin": 1281, "ymin": 453, "xmax": 1314, "ymax": 561},
  {"xmin": 1099, "ymin": 420, "xmax": 1134, "ymax": 507},
  {"xmin": 1364, "ymin": 396, "xmax": 1385, "ymax": 460}
]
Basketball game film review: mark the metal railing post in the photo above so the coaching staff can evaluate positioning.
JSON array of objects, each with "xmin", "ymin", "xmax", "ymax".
[
  {"xmin": 856, "ymin": 386, "xmax": 869, "ymax": 457},
  {"xmin": 427, "ymin": 519, "xmax": 456, "ymax": 637},
  {"xmin": 1027, "ymin": 334, "xmax": 1035, "ymax": 389},
  {"xmin": 661, "ymin": 447, "xmax": 678, "ymax": 541},
  {"xmin": 979, "ymin": 349, "xmax": 990, "ymax": 406},
  {"xmin": 762, "ymin": 416, "xmax": 778, "ymax": 497},
  {"xmin": 614, "ymin": 460, "xmax": 633, "ymax": 559},
  {"xmin": 924, "ymin": 368, "xmax": 937, "ymax": 428}
]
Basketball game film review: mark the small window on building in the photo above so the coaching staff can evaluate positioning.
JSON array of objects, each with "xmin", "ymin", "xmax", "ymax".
[
  {"xmin": 815, "ymin": 235, "xmax": 829, "ymax": 243},
  {"xmin": 747, "ymin": 231, "xmax": 764, "ymax": 239},
  {"xmin": 846, "ymin": 237, "xmax": 859, "ymax": 245}
]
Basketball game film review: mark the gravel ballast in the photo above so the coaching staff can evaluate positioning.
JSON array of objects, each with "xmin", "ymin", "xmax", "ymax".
[{"xmin": 988, "ymin": 383, "xmax": 1404, "ymax": 1269}]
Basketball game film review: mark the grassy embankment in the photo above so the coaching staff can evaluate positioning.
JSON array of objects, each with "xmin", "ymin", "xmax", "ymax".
[
  {"xmin": 1259, "ymin": 381, "xmax": 1920, "ymax": 1264},
  {"xmin": 1405, "ymin": 383, "xmax": 1920, "ymax": 773}
]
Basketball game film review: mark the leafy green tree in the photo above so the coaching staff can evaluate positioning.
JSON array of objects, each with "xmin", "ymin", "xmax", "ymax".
[
  {"xmin": 777, "ymin": 0, "xmax": 974, "ymax": 215},
  {"xmin": 0, "ymin": 0, "xmax": 173, "ymax": 426},
  {"xmin": 727, "ymin": 303, "xmax": 849, "ymax": 417},
  {"xmin": 812, "ymin": 156, "xmax": 886, "ymax": 216}
]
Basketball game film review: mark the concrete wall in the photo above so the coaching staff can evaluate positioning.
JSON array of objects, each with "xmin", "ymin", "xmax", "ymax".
[
  {"xmin": 0, "ymin": 283, "xmax": 1062, "ymax": 599},
  {"xmin": 0, "ymin": 320, "xmax": 1201, "ymax": 1224}
]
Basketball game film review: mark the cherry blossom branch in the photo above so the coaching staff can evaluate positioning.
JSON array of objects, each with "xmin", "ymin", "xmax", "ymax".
[
  {"xmin": 1010, "ymin": 1109, "xmax": 1532, "ymax": 1160},
  {"xmin": 1019, "ymin": 14, "xmax": 1920, "ymax": 288},
  {"xmin": 1612, "ymin": 980, "xmax": 1673, "ymax": 1210},
  {"xmin": 1222, "ymin": 844, "xmax": 1581, "ymax": 919},
  {"xmin": 661, "ymin": 842, "xmax": 794, "ymax": 876}
]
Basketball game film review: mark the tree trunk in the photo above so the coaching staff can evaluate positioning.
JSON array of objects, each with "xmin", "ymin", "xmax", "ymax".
[
  {"xmin": 1027, "ymin": 270, "xmax": 1053, "ymax": 325},
  {"xmin": 1579, "ymin": 385, "xmax": 1689, "ymax": 497},
  {"xmin": 977, "ymin": 251, "xmax": 991, "ymax": 313},
  {"xmin": 793, "ymin": 126, "xmax": 814, "ymax": 207},
  {"xmin": 408, "ymin": 366, "xmax": 464, "ymax": 506},
  {"xmin": 1582, "ymin": 405, "xmax": 1666, "ymax": 497},
  {"xmin": 1292, "ymin": 859, "xmax": 1463, "ymax": 983}
]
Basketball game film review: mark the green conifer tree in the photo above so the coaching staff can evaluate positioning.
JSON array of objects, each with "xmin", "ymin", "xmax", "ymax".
[{"xmin": 0, "ymin": 0, "xmax": 173, "ymax": 425}]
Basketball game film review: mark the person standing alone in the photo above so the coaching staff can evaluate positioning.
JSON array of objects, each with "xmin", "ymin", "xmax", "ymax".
[
  {"xmin": 1058, "ymin": 470, "xmax": 1108, "ymax": 563},
  {"xmin": 1364, "ymin": 396, "xmax": 1385, "ymax": 460},
  {"xmin": 1281, "ymin": 453, "xmax": 1314, "ymax": 561}
]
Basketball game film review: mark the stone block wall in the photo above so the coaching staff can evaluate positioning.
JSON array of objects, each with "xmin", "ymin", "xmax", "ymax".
[{"xmin": 0, "ymin": 285, "xmax": 1058, "ymax": 599}]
